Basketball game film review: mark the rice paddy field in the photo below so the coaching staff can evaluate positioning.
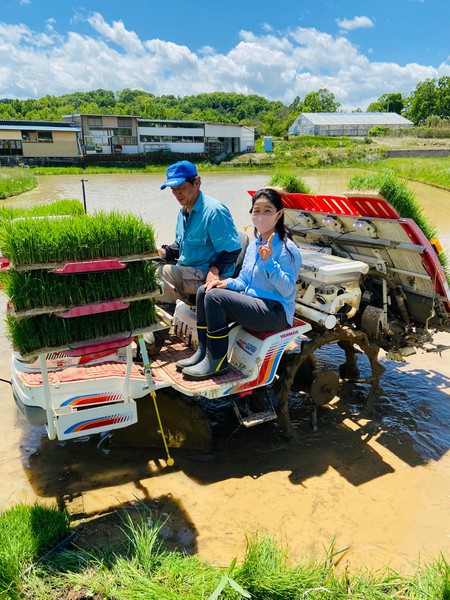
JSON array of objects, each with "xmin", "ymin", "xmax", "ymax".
[{"xmin": 0, "ymin": 168, "xmax": 449, "ymax": 598}]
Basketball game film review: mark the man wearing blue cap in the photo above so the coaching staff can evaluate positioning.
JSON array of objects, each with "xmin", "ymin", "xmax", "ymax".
[{"xmin": 157, "ymin": 160, "xmax": 241, "ymax": 309}]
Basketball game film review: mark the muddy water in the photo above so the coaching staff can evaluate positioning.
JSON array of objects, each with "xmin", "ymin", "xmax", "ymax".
[{"xmin": 1, "ymin": 169, "xmax": 450, "ymax": 573}]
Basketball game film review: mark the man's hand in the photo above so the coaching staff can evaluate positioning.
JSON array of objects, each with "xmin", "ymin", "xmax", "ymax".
[
  {"xmin": 205, "ymin": 266, "xmax": 219, "ymax": 285},
  {"xmin": 158, "ymin": 248, "xmax": 167, "ymax": 259},
  {"xmin": 258, "ymin": 233, "xmax": 274, "ymax": 261},
  {"xmin": 205, "ymin": 278, "xmax": 228, "ymax": 291}
]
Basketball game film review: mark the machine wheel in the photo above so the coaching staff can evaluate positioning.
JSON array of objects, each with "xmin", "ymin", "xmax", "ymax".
[
  {"xmin": 309, "ymin": 370, "xmax": 340, "ymax": 406},
  {"xmin": 361, "ymin": 305, "xmax": 384, "ymax": 340}
]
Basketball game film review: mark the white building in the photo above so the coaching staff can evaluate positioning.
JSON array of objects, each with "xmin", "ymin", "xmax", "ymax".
[
  {"xmin": 288, "ymin": 112, "xmax": 413, "ymax": 137},
  {"xmin": 137, "ymin": 119, "xmax": 254, "ymax": 155}
]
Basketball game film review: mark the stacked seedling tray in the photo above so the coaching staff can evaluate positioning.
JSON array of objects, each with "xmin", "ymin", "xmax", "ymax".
[
  {"xmin": 0, "ymin": 202, "xmax": 162, "ymax": 440},
  {"xmin": 0, "ymin": 207, "xmax": 160, "ymax": 356}
]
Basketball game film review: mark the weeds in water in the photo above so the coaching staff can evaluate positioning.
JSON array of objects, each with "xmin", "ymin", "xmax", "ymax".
[{"xmin": 269, "ymin": 172, "xmax": 312, "ymax": 194}]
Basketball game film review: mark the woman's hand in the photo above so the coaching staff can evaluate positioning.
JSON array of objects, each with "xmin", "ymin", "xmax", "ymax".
[
  {"xmin": 205, "ymin": 279, "xmax": 228, "ymax": 291},
  {"xmin": 258, "ymin": 233, "xmax": 274, "ymax": 261}
]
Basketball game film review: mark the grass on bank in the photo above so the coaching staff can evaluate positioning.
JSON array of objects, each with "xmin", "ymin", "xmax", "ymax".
[
  {"xmin": 0, "ymin": 167, "xmax": 37, "ymax": 199},
  {"xmin": 372, "ymin": 156, "xmax": 450, "ymax": 190},
  {"xmin": 3, "ymin": 503, "xmax": 447, "ymax": 600},
  {"xmin": 0, "ymin": 502, "xmax": 70, "ymax": 599}
]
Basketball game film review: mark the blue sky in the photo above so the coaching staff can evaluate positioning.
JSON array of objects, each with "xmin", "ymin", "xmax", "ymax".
[{"xmin": 1, "ymin": 0, "xmax": 449, "ymax": 109}]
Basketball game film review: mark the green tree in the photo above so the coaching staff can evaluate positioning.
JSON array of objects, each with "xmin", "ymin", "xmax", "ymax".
[
  {"xmin": 300, "ymin": 88, "xmax": 340, "ymax": 113},
  {"xmin": 367, "ymin": 92, "xmax": 404, "ymax": 114},
  {"xmin": 406, "ymin": 79, "xmax": 437, "ymax": 124}
]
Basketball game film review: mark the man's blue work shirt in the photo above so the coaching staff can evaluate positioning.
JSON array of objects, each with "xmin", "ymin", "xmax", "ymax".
[{"xmin": 175, "ymin": 192, "xmax": 241, "ymax": 277}]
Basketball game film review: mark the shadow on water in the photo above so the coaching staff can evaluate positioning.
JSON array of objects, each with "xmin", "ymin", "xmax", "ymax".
[{"xmin": 20, "ymin": 346, "xmax": 450, "ymax": 501}]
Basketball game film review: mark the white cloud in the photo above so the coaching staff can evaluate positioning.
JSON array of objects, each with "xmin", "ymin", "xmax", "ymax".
[
  {"xmin": 336, "ymin": 16, "xmax": 375, "ymax": 32},
  {"xmin": 0, "ymin": 14, "xmax": 446, "ymax": 110},
  {"xmin": 86, "ymin": 12, "xmax": 145, "ymax": 54}
]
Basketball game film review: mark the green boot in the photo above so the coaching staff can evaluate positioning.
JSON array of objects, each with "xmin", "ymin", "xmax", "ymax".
[
  {"xmin": 176, "ymin": 325, "xmax": 207, "ymax": 370},
  {"xmin": 182, "ymin": 327, "xmax": 229, "ymax": 379}
]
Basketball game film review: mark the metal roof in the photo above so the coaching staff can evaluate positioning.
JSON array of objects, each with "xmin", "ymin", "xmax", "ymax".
[
  {"xmin": 296, "ymin": 112, "xmax": 413, "ymax": 126},
  {"xmin": 0, "ymin": 125, "xmax": 81, "ymax": 132},
  {"xmin": 0, "ymin": 120, "xmax": 80, "ymax": 132}
]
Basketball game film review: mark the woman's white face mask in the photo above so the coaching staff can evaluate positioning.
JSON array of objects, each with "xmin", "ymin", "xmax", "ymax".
[{"xmin": 251, "ymin": 211, "xmax": 281, "ymax": 234}]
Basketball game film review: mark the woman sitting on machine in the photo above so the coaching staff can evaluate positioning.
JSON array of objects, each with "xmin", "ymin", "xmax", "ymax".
[{"xmin": 177, "ymin": 187, "xmax": 302, "ymax": 379}]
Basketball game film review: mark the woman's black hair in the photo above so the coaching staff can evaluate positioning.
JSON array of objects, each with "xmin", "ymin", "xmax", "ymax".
[{"xmin": 251, "ymin": 188, "xmax": 295, "ymax": 259}]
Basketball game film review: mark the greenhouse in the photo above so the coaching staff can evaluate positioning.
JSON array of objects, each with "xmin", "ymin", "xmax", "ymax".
[{"xmin": 288, "ymin": 112, "xmax": 413, "ymax": 137}]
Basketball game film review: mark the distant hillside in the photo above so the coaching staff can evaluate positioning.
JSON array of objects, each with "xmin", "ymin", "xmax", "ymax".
[{"xmin": 0, "ymin": 89, "xmax": 296, "ymax": 137}]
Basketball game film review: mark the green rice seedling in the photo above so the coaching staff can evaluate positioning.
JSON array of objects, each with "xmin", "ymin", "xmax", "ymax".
[
  {"xmin": 0, "ymin": 210, "xmax": 156, "ymax": 266},
  {"xmin": 269, "ymin": 172, "xmax": 312, "ymax": 193},
  {"xmin": 0, "ymin": 260, "xmax": 159, "ymax": 312},
  {"xmin": 0, "ymin": 502, "xmax": 69, "ymax": 599},
  {"xmin": 348, "ymin": 169, "xmax": 449, "ymax": 277},
  {"xmin": 0, "ymin": 199, "xmax": 85, "ymax": 224},
  {"xmin": 0, "ymin": 166, "xmax": 37, "ymax": 199},
  {"xmin": 6, "ymin": 299, "xmax": 157, "ymax": 355}
]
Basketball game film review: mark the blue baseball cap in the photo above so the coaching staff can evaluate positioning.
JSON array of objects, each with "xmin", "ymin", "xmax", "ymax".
[{"xmin": 160, "ymin": 161, "xmax": 198, "ymax": 190}]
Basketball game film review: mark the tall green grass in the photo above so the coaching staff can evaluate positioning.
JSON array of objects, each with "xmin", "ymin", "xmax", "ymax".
[
  {"xmin": 0, "ymin": 167, "xmax": 37, "ymax": 199},
  {"xmin": 6, "ymin": 299, "xmax": 157, "ymax": 355},
  {"xmin": 0, "ymin": 210, "xmax": 156, "ymax": 266},
  {"xmin": 269, "ymin": 172, "xmax": 312, "ymax": 193},
  {"xmin": 373, "ymin": 156, "xmax": 450, "ymax": 191},
  {"xmin": 17, "ymin": 511, "xmax": 450, "ymax": 600},
  {"xmin": 0, "ymin": 502, "xmax": 69, "ymax": 600}
]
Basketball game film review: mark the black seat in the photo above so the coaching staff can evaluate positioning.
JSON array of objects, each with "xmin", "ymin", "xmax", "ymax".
[{"xmin": 233, "ymin": 231, "xmax": 250, "ymax": 277}]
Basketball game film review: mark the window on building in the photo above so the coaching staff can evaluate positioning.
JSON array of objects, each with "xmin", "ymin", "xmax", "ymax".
[
  {"xmin": 21, "ymin": 130, "xmax": 38, "ymax": 142},
  {"xmin": 111, "ymin": 135, "xmax": 137, "ymax": 146},
  {"xmin": 116, "ymin": 128, "xmax": 132, "ymax": 136},
  {"xmin": 38, "ymin": 131, "xmax": 53, "ymax": 143},
  {"xmin": 87, "ymin": 117, "xmax": 102, "ymax": 127},
  {"xmin": 139, "ymin": 121, "xmax": 203, "ymax": 129},
  {"xmin": 0, "ymin": 140, "xmax": 23, "ymax": 155},
  {"xmin": 117, "ymin": 117, "xmax": 132, "ymax": 128}
]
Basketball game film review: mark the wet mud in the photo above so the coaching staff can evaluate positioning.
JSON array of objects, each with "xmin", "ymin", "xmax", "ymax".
[{"xmin": 3, "ymin": 337, "xmax": 450, "ymax": 574}]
